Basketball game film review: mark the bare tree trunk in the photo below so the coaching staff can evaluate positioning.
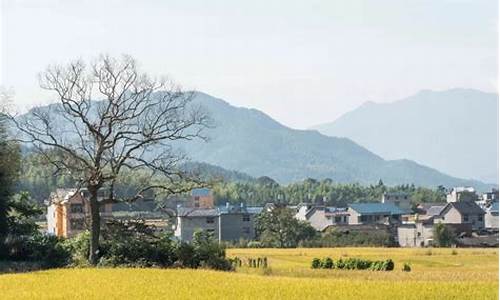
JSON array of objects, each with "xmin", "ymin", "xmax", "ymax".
[{"xmin": 88, "ymin": 187, "xmax": 101, "ymax": 265}]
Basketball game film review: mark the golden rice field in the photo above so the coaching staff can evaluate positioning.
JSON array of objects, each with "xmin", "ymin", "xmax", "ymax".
[{"xmin": 0, "ymin": 247, "xmax": 497, "ymax": 299}]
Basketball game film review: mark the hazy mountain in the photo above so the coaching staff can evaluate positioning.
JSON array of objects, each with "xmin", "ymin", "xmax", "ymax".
[
  {"xmin": 176, "ymin": 92, "xmax": 492, "ymax": 189},
  {"xmin": 16, "ymin": 91, "xmax": 494, "ymax": 190},
  {"xmin": 312, "ymin": 89, "xmax": 498, "ymax": 184}
]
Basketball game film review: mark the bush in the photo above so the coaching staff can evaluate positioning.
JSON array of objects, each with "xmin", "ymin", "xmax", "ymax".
[
  {"xmin": 62, "ymin": 231, "xmax": 90, "ymax": 267},
  {"xmin": 311, "ymin": 258, "xmax": 321, "ymax": 269},
  {"xmin": 4, "ymin": 232, "xmax": 70, "ymax": 268},
  {"xmin": 311, "ymin": 257, "xmax": 395, "ymax": 271},
  {"xmin": 98, "ymin": 220, "xmax": 176, "ymax": 267},
  {"xmin": 451, "ymin": 250, "xmax": 458, "ymax": 255},
  {"xmin": 321, "ymin": 257, "xmax": 334, "ymax": 269},
  {"xmin": 402, "ymin": 263, "xmax": 411, "ymax": 272}
]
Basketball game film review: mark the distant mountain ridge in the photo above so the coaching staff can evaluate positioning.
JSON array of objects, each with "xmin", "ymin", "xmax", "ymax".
[
  {"xmin": 16, "ymin": 91, "xmax": 495, "ymax": 190},
  {"xmin": 312, "ymin": 88, "xmax": 498, "ymax": 184}
]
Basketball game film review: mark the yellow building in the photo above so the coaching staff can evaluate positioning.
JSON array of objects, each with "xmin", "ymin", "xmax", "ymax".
[{"xmin": 46, "ymin": 188, "xmax": 113, "ymax": 238}]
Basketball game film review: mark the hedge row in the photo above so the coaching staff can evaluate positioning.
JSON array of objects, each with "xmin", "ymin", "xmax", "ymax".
[{"xmin": 311, "ymin": 257, "xmax": 394, "ymax": 271}]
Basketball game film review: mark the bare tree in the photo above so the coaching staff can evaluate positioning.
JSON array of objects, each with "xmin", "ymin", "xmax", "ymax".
[{"xmin": 9, "ymin": 54, "xmax": 209, "ymax": 265}]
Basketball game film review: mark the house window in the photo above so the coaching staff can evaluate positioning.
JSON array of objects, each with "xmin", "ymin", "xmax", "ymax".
[
  {"xmin": 242, "ymin": 227, "xmax": 250, "ymax": 234},
  {"xmin": 206, "ymin": 217, "xmax": 215, "ymax": 224},
  {"xmin": 463, "ymin": 214, "xmax": 469, "ymax": 222},
  {"xmin": 478, "ymin": 215, "xmax": 483, "ymax": 222},
  {"xmin": 335, "ymin": 216, "xmax": 341, "ymax": 223},
  {"xmin": 70, "ymin": 203, "xmax": 84, "ymax": 213},
  {"xmin": 70, "ymin": 218, "xmax": 85, "ymax": 230},
  {"xmin": 242, "ymin": 214, "xmax": 250, "ymax": 222}
]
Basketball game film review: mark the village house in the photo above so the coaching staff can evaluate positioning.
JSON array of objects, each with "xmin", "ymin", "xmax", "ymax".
[
  {"xmin": 433, "ymin": 201, "xmax": 485, "ymax": 231},
  {"xmin": 294, "ymin": 204, "xmax": 349, "ymax": 231},
  {"xmin": 382, "ymin": 192, "xmax": 412, "ymax": 212},
  {"xmin": 446, "ymin": 187, "xmax": 477, "ymax": 203},
  {"xmin": 46, "ymin": 188, "xmax": 113, "ymax": 238},
  {"xmin": 397, "ymin": 217, "xmax": 434, "ymax": 247},
  {"xmin": 484, "ymin": 201, "xmax": 499, "ymax": 229},
  {"xmin": 188, "ymin": 188, "xmax": 215, "ymax": 208},
  {"xmin": 347, "ymin": 203, "xmax": 406, "ymax": 225},
  {"xmin": 174, "ymin": 203, "xmax": 263, "ymax": 242}
]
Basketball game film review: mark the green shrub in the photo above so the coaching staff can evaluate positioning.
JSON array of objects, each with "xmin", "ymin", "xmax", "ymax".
[
  {"xmin": 311, "ymin": 257, "xmax": 394, "ymax": 272},
  {"xmin": 311, "ymin": 258, "xmax": 321, "ymax": 269},
  {"xmin": 62, "ymin": 231, "xmax": 90, "ymax": 267},
  {"xmin": 321, "ymin": 257, "xmax": 334, "ymax": 269},
  {"xmin": 402, "ymin": 263, "xmax": 411, "ymax": 272}
]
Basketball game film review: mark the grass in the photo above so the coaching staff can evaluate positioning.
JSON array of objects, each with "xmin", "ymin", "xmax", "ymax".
[{"xmin": 0, "ymin": 247, "xmax": 497, "ymax": 299}]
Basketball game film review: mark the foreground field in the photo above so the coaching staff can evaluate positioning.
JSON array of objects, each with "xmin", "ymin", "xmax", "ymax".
[{"xmin": 0, "ymin": 248, "xmax": 497, "ymax": 299}]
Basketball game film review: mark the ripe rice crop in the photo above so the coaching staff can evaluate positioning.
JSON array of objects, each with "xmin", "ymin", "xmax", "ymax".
[{"xmin": 0, "ymin": 247, "xmax": 497, "ymax": 299}]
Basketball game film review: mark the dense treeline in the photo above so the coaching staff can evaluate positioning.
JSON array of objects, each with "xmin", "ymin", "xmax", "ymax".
[
  {"xmin": 212, "ymin": 177, "xmax": 447, "ymax": 207},
  {"xmin": 18, "ymin": 152, "xmax": 447, "ymax": 207}
]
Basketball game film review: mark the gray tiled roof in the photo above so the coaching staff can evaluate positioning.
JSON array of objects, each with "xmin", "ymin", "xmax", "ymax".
[
  {"xmin": 349, "ymin": 203, "xmax": 406, "ymax": 215},
  {"xmin": 177, "ymin": 207, "xmax": 218, "ymax": 217},
  {"xmin": 446, "ymin": 201, "xmax": 485, "ymax": 215},
  {"xmin": 177, "ymin": 205, "xmax": 263, "ymax": 217},
  {"xmin": 426, "ymin": 205, "xmax": 445, "ymax": 216}
]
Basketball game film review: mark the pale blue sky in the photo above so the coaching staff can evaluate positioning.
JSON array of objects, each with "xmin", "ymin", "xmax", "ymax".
[{"xmin": 1, "ymin": 0, "xmax": 497, "ymax": 129}]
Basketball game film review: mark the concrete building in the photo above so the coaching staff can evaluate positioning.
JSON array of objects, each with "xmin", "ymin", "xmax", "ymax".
[
  {"xmin": 46, "ymin": 188, "xmax": 112, "ymax": 238},
  {"xmin": 434, "ymin": 201, "xmax": 485, "ymax": 231},
  {"xmin": 397, "ymin": 218, "xmax": 434, "ymax": 247},
  {"xmin": 348, "ymin": 203, "xmax": 405, "ymax": 225},
  {"xmin": 295, "ymin": 204, "xmax": 349, "ymax": 231},
  {"xmin": 174, "ymin": 204, "xmax": 263, "ymax": 242},
  {"xmin": 382, "ymin": 192, "xmax": 412, "ymax": 212},
  {"xmin": 189, "ymin": 188, "xmax": 214, "ymax": 208},
  {"xmin": 446, "ymin": 187, "xmax": 477, "ymax": 203},
  {"xmin": 484, "ymin": 201, "xmax": 499, "ymax": 229}
]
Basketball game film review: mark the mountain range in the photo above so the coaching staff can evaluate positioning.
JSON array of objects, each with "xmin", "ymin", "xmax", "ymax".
[
  {"xmin": 16, "ymin": 90, "xmax": 496, "ymax": 190},
  {"xmin": 312, "ymin": 89, "xmax": 498, "ymax": 184}
]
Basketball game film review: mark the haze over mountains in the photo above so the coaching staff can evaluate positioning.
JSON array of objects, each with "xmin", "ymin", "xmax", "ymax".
[
  {"xmin": 176, "ymin": 92, "xmax": 492, "ymax": 189},
  {"xmin": 312, "ymin": 89, "xmax": 498, "ymax": 184},
  {"xmin": 17, "ymin": 91, "xmax": 495, "ymax": 190}
]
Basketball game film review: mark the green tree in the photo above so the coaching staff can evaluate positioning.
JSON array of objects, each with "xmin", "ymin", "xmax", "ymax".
[
  {"xmin": 10, "ymin": 55, "xmax": 209, "ymax": 265},
  {"xmin": 433, "ymin": 222, "xmax": 456, "ymax": 247},
  {"xmin": 255, "ymin": 206, "xmax": 316, "ymax": 247},
  {"xmin": 0, "ymin": 113, "xmax": 21, "ymax": 256}
]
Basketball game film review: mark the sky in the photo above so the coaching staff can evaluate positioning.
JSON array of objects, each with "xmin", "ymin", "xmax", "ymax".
[{"xmin": 1, "ymin": 0, "xmax": 498, "ymax": 129}]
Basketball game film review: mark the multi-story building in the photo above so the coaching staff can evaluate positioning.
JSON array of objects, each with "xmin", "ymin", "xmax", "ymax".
[
  {"xmin": 189, "ymin": 188, "xmax": 214, "ymax": 208},
  {"xmin": 434, "ymin": 201, "xmax": 485, "ymax": 231},
  {"xmin": 382, "ymin": 192, "xmax": 412, "ymax": 212},
  {"xmin": 484, "ymin": 201, "xmax": 499, "ymax": 229},
  {"xmin": 446, "ymin": 187, "xmax": 477, "ymax": 203},
  {"xmin": 46, "ymin": 188, "xmax": 113, "ymax": 238},
  {"xmin": 347, "ymin": 203, "xmax": 406, "ymax": 225},
  {"xmin": 294, "ymin": 204, "xmax": 349, "ymax": 231},
  {"xmin": 174, "ymin": 203, "xmax": 263, "ymax": 242}
]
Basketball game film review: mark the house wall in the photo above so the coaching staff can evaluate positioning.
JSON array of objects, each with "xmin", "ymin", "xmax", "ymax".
[
  {"xmin": 219, "ymin": 213, "xmax": 255, "ymax": 241},
  {"xmin": 437, "ymin": 207, "xmax": 485, "ymax": 231},
  {"xmin": 485, "ymin": 211, "xmax": 498, "ymax": 229},
  {"xmin": 190, "ymin": 195, "xmax": 214, "ymax": 208},
  {"xmin": 383, "ymin": 195, "xmax": 411, "ymax": 211},
  {"xmin": 46, "ymin": 204, "xmax": 57, "ymax": 235},
  {"xmin": 397, "ymin": 226, "xmax": 417, "ymax": 247},
  {"xmin": 347, "ymin": 208, "xmax": 361, "ymax": 225},
  {"xmin": 308, "ymin": 209, "xmax": 332, "ymax": 231},
  {"xmin": 175, "ymin": 216, "xmax": 219, "ymax": 241},
  {"xmin": 398, "ymin": 223, "xmax": 434, "ymax": 247},
  {"xmin": 348, "ymin": 208, "xmax": 393, "ymax": 225}
]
